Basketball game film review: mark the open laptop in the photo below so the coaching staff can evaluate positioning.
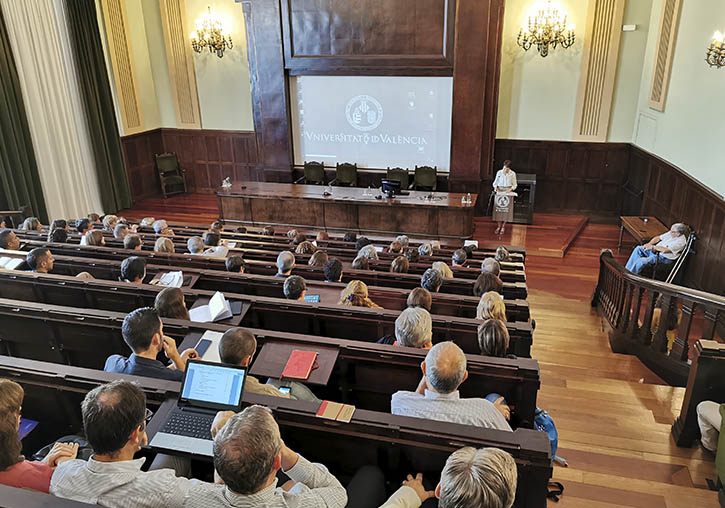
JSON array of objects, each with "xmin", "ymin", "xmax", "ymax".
[{"xmin": 149, "ymin": 360, "xmax": 247, "ymax": 457}]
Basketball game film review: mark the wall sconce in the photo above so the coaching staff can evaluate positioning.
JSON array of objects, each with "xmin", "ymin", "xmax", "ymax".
[{"xmin": 706, "ymin": 31, "xmax": 725, "ymax": 68}]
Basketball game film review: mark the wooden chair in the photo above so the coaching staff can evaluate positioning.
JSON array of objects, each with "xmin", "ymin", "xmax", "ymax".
[
  {"xmin": 413, "ymin": 165, "xmax": 437, "ymax": 191},
  {"xmin": 295, "ymin": 161, "xmax": 325, "ymax": 185},
  {"xmin": 154, "ymin": 153, "xmax": 187, "ymax": 198},
  {"xmin": 333, "ymin": 163, "xmax": 358, "ymax": 186},
  {"xmin": 386, "ymin": 167, "xmax": 410, "ymax": 189}
]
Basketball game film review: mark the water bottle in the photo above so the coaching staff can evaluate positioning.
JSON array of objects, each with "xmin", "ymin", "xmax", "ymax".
[{"xmin": 466, "ymin": 192, "xmax": 472, "ymax": 205}]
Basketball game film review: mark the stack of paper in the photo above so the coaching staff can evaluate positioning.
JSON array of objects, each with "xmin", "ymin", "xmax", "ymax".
[
  {"xmin": 0, "ymin": 257, "xmax": 24, "ymax": 270},
  {"xmin": 158, "ymin": 271, "xmax": 184, "ymax": 288},
  {"xmin": 464, "ymin": 240, "xmax": 479, "ymax": 248},
  {"xmin": 189, "ymin": 291, "xmax": 232, "ymax": 323}
]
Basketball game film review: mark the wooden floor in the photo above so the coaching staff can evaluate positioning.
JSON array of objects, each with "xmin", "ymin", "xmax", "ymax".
[{"xmin": 121, "ymin": 194, "xmax": 720, "ymax": 508}]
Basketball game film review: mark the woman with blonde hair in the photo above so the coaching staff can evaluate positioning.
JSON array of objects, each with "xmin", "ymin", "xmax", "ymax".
[
  {"xmin": 0, "ymin": 379, "xmax": 78, "ymax": 492},
  {"xmin": 432, "ymin": 261, "xmax": 453, "ymax": 278},
  {"xmin": 338, "ymin": 280, "xmax": 382, "ymax": 308},
  {"xmin": 85, "ymin": 230, "xmax": 106, "ymax": 247},
  {"xmin": 476, "ymin": 291, "xmax": 507, "ymax": 321},
  {"xmin": 295, "ymin": 241, "xmax": 316, "ymax": 255},
  {"xmin": 154, "ymin": 236, "xmax": 175, "ymax": 253}
]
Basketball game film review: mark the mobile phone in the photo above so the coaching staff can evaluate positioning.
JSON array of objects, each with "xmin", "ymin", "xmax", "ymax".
[
  {"xmin": 278, "ymin": 386, "xmax": 291, "ymax": 395},
  {"xmin": 195, "ymin": 339, "xmax": 212, "ymax": 358}
]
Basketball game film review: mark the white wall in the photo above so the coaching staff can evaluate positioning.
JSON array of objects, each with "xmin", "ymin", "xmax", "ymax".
[{"xmin": 633, "ymin": 0, "xmax": 725, "ymax": 197}]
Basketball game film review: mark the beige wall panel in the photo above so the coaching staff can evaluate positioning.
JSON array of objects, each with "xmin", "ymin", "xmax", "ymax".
[{"xmin": 647, "ymin": 0, "xmax": 682, "ymax": 111}]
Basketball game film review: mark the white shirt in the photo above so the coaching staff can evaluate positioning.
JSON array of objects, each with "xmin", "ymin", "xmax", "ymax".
[
  {"xmin": 379, "ymin": 486, "xmax": 421, "ymax": 508},
  {"xmin": 391, "ymin": 389, "xmax": 511, "ymax": 431},
  {"xmin": 182, "ymin": 455, "xmax": 347, "ymax": 508},
  {"xmin": 657, "ymin": 231, "xmax": 687, "ymax": 260},
  {"xmin": 203, "ymin": 245, "xmax": 229, "ymax": 258},
  {"xmin": 493, "ymin": 169, "xmax": 517, "ymax": 191},
  {"xmin": 50, "ymin": 456, "xmax": 195, "ymax": 508}
]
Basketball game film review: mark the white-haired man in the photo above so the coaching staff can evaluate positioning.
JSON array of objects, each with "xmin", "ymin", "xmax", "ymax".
[
  {"xmin": 394, "ymin": 307, "xmax": 433, "ymax": 349},
  {"xmin": 391, "ymin": 341, "xmax": 511, "ymax": 431},
  {"xmin": 276, "ymin": 251, "xmax": 295, "ymax": 277},
  {"xmin": 625, "ymin": 223, "xmax": 689, "ymax": 275}
]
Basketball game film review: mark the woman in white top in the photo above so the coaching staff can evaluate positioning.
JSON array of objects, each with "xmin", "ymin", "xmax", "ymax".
[{"xmin": 492, "ymin": 160, "xmax": 517, "ymax": 235}]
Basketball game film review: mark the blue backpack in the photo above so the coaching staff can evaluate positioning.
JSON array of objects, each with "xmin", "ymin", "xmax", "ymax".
[{"xmin": 534, "ymin": 408, "xmax": 566, "ymax": 501}]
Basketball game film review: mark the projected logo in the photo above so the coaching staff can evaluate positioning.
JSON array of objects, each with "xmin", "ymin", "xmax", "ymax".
[
  {"xmin": 345, "ymin": 95, "xmax": 383, "ymax": 132},
  {"xmin": 495, "ymin": 194, "xmax": 511, "ymax": 212}
]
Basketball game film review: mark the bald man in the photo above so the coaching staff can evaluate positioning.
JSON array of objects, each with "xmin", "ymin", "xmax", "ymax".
[{"xmin": 391, "ymin": 341, "xmax": 511, "ymax": 431}]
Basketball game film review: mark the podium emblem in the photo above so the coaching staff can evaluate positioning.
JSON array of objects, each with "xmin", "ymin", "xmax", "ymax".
[
  {"xmin": 345, "ymin": 95, "xmax": 383, "ymax": 132},
  {"xmin": 495, "ymin": 194, "xmax": 511, "ymax": 211}
]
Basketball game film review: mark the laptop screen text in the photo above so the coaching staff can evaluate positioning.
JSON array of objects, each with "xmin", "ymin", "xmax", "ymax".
[{"xmin": 180, "ymin": 361, "xmax": 246, "ymax": 410}]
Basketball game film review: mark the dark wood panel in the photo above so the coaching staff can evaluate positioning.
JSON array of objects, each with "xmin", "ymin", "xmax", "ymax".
[{"xmin": 280, "ymin": 0, "xmax": 455, "ymax": 74}]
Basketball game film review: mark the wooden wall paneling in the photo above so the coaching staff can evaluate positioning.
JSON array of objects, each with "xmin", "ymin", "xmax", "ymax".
[
  {"xmin": 572, "ymin": 0, "xmax": 626, "ymax": 141},
  {"xmin": 240, "ymin": 0, "xmax": 293, "ymax": 180},
  {"xmin": 159, "ymin": 0, "xmax": 202, "ymax": 128},
  {"xmin": 99, "ymin": 0, "xmax": 145, "ymax": 134},
  {"xmin": 648, "ymin": 0, "xmax": 683, "ymax": 111},
  {"xmin": 279, "ymin": 0, "xmax": 455, "ymax": 74},
  {"xmin": 120, "ymin": 129, "xmax": 163, "ymax": 200}
]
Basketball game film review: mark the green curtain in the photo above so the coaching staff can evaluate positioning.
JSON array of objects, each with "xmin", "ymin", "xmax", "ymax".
[
  {"xmin": 65, "ymin": 0, "xmax": 132, "ymax": 213},
  {"xmin": 0, "ymin": 7, "xmax": 48, "ymax": 223}
]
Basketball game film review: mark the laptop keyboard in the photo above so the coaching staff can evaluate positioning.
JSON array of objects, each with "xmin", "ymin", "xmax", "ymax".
[{"xmin": 160, "ymin": 411, "xmax": 214, "ymax": 440}]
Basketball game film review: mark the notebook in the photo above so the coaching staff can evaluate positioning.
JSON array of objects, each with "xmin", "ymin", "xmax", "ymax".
[
  {"xmin": 281, "ymin": 350, "xmax": 318, "ymax": 380},
  {"xmin": 149, "ymin": 360, "xmax": 247, "ymax": 457},
  {"xmin": 189, "ymin": 291, "xmax": 233, "ymax": 323},
  {"xmin": 158, "ymin": 271, "xmax": 184, "ymax": 288}
]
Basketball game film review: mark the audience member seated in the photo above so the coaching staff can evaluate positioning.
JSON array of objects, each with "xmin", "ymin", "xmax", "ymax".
[
  {"xmin": 262, "ymin": 226, "xmax": 275, "ymax": 236},
  {"xmin": 50, "ymin": 381, "xmax": 196, "ymax": 506},
  {"xmin": 625, "ymin": 223, "xmax": 689, "ymax": 275},
  {"xmin": 396, "ymin": 235, "xmax": 410, "ymax": 249},
  {"xmin": 185, "ymin": 406, "xmax": 347, "ymax": 507},
  {"xmin": 476, "ymin": 291, "xmax": 507, "ymax": 321},
  {"xmin": 391, "ymin": 342, "xmax": 511, "ymax": 431},
  {"xmin": 235, "ymin": 226, "xmax": 247, "ymax": 234},
  {"xmin": 405, "ymin": 248, "xmax": 420, "ymax": 264},
  {"xmin": 481, "ymin": 258, "xmax": 501, "ymax": 276},
  {"xmin": 76, "ymin": 271, "xmax": 95, "ymax": 279},
  {"xmin": 276, "ymin": 251, "xmax": 295, "ymax": 277},
  {"xmin": 114, "ymin": 223, "xmax": 130, "ymax": 240},
  {"xmin": 124, "ymin": 234, "xmax": 143, "ymax": 251},
  {"xmin": 308, "ymin": 250, "xmax": 328, "ymax": 267},
  {"xmin": 154, "ymin": 237, "xmax": 175, "ymax": 254},
  {"xmin": 339, "ymin": 280, "xmax": 382, "ymax": 308},
  {"xmin": 390, "ymin": 255, "xmax": 409, "ymax": 273},
  {"xmin": 210, "ymin": 221, "xmax": 224, "ymax": 232},
  {"xmin": 421, "ymin": 268, "xmax": 443, "ymax": 293},
  {"xmin": 355, "ymin": 237, "xmax": 372, "ymax": 251},
  {"xmin": 495, "ymin": 246, "xmax": 510, "ymax": 262},
  {"xmin": 76, "ymin": 218, "xmax": 92, "ymax": 245},
  {"xmin": 462, "ymin": 245, "xmax": 474, "ymax": 260},
  {"xmin": 473, "ymin": 272, "xmax": 504, "ymax": 297},
  {"xmin": 102, "ymin": 215, "xmax": 118, "ymax": 231},
  {"xmin": 139, "ymin": 217, "xmax": 154, "ymax": 227},
  {"xmin": 292, "ymin": 233, "xmax": 306, "ymax": 246},
  {"xmin": 477, "ymin": 319, "xmax": 511, "ymax": 358},
  {"xmin": 283, "ymin": 275, "xmax": 307, "ymax": 301},
  {"xmin": 187, "ymin": 236, "xmax": 204, "ymax": 255},
  {"xmin": 47, "ymin": 228, "xmax": 68, "ymax": 243},
  {"xmin": 0, "ymin": 380, "xmax": 79, "ymax": 493},
  {"xmin": 432, "ymin": 261, "xmax": 453, "ymax": 278},
  {"xmin": 87, "ymin": 213, "xmax": 101, "ymax": 222},
  {"xmin": 324, "ymin": 258, "xmax": 343, "ymax": 282},
  {"xmin": 316, "ymin": 231, "xmax": 329, "ymax": 243},
  {"xmin": 295, "ymin": 241, "xmax": 316, "ymax": 255},
  {"xmin": 351, "ymin": 256, "xmax": 369, "ymax": 270},
  {"xmin": 395, "ymin": 307, "xmax": 433, "ymax": 348},
  {"xmin": 153, "ymin": 219, "xmax": 174, "ymax": 236},
  {"xmin": 20, "ymin": 217, "xmax": 42, "ymax": 232},
  {"xmin": 418, "ymin": 243, "xmax": 433, "ymax": 257},
  {"xmin": 26, "ymin": 247, "xmax": 54, "ymax": 273},
  {"xmin": 378, "ymin": 447, "xmax": 517, "ymax": 508},
  {"xmin": 697, "ymin": 401, "xmax": 722, "ymax": 453},
  {"xmin": 104, "ymin": 307, "xmax": 197, "ymax": 380},
  {"xmin": 154, "ymin": 287, "xmax": 190, "ymax": 320},
  {"xmin": 0, "ymin": 229, "xmax": 20, "ymax": 250},
  {"xmin": 358, "ymin": 244, "xmax": 379, "ymax": 260},
  {"xmin": 120, "ymin": 256, "xmax": 146, "ymax": 284},
  {"xmin": 203, "ymin": 232, "xmax": 229, "ymax": 258},
  {"xmin": 451, "ymin": 249, "xmax": 467, "ymax": 267},
  {"xmin": 50, "ymin": 219, "xmax": 69, "ymax": 232},
  {"xmin": 343, "ymin": 232, "xmax": 357, "ymax": 243},
  {"xmin": 388, "ymin": 240, "xmax": 403, "ymax": 254},
  {"xmin": 85, "ymin": 230, "xmax": 106, "ymax": 247},
  {"xmin": 286, "ymin": 229, "xmax": 299, "ymax": 239},
  {"xmin": 226, "ymin": 255, "xmax": 246, "ymax": 273},
  {"xmin": 407, "ymin": 287, "xmax": 432, "ymax": 312}
]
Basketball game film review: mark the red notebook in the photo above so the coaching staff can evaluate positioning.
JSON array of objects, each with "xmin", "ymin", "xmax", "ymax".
[{"xmin": 281, "ymin": 350, "xmax": 318, "ymax": 380}]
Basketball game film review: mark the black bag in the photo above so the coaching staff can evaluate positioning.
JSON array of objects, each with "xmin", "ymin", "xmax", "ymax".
[{"xmin": 31, "ymin": 435, "xmax": 93, "ymax": 462}]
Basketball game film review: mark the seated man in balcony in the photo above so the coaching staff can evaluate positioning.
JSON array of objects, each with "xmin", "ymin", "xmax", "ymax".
[{"xmin": 625, "ymin": 223, "xmax": 689, "ymax": 275}]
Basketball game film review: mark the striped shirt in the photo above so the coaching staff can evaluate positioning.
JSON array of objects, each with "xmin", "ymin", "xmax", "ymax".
[
  {"xmin": 50, "ymin": 456, "xmax": 195, "ymax": 508},
  {"xmin": 391, "ymin": 389, "xmax": 512, "ymax": 432},
  {"xmin": 182, "ymin": 455, "xmax": 347, "ymax": 508}
]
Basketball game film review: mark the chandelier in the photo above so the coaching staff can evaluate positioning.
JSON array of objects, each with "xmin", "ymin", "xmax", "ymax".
[
  {"xmin": 706, "ymin": 31, "xmax": 725, "ymax": 68},
  {"xmin": 190, "ymin": 7, "xmax": 233, "ymax": 58},
  {"xmin": 517, "ymin": 1, "xmax": 575, "ymax": 57}
]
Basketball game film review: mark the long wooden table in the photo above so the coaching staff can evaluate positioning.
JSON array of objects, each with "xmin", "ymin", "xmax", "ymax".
[{"xmin": 217, "ymin": 182, "xmax": 478, "ymax": 238}]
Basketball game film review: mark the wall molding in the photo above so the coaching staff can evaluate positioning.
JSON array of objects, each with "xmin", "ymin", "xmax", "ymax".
[
  {"xmin": 99, "ymin": 0, "xmax": 145, "ymax": 134},
  {"xmin": 572, "ymin": 0, "xmax": 626, "ymax": 141},
  {"xmin": 648, "ymin": 0, "xmax": 683, "ymax": 112}
]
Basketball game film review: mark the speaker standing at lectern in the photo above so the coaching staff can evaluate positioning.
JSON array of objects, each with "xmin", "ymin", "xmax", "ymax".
[{"xmin": 492, "ymin": 160, "xmax": 517, "ymax": 235}]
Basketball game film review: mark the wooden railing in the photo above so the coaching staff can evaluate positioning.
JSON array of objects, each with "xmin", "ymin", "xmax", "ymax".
[{"xmin": 592, "ymin": 251, "xmax": 725, "ymax": 387}]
